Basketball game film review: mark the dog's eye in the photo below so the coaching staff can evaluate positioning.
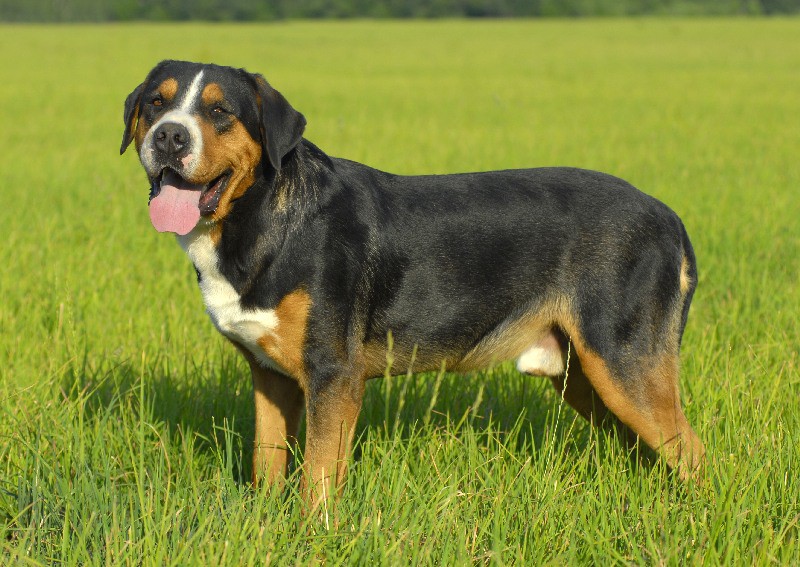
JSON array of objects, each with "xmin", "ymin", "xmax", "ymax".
[
  {"xmin": 212, "ymin": 106, "xmax": 228, "ymax": 114},
  {"xmin": 152, "ymin": 97, "xmax": 163, "ymax": 107}
]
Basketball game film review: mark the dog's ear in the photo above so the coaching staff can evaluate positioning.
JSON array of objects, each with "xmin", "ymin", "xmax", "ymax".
[
  {"xmin": 120, "ymin": 82, "xmax": 144, "ymax": 155},
  {"xmin": 252, "ymin": 74, "xmax": 306, "ymax": 171}
]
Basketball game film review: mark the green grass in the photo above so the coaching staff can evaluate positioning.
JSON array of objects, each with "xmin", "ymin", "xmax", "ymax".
[{"xmin": 1, "ymin": 18, "xmax": 798, "ymax": 564}]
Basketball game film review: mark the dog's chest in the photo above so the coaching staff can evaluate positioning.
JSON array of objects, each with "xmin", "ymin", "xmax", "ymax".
[{"xmin": 177, "ymin": 230, "xmax": 281, "ymax": 370}]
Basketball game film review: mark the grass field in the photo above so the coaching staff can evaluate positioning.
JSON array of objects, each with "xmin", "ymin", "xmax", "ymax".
[{"xmin": 1, "ymin": 18, "xmax": 798, "ymax": 564}]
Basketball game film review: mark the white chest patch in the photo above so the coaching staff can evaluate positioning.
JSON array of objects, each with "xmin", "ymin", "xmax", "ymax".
[{"xmin": 177, "ymin": 227, "xmax": 280, "ymax": 369}]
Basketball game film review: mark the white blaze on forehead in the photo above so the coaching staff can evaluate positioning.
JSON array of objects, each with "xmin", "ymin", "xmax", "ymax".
[
  {"xmin": 140, "ymin": 70, "xmax": 206, "ymax": 177},
  {"xmin": 178, "ymin": 70, "xmax": 205, "ymax": 112}
]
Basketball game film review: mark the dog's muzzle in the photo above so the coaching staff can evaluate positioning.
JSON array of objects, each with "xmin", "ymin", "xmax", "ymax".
[{"xmin": 153, "ymin": 121, "xmax": 191, "ymax": 160}]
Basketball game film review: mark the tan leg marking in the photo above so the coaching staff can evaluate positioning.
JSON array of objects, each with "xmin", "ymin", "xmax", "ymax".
[
  {"xmin": 238, "ymin": 348, "xmax": 305, "ymax": 487},
  {"xmin": 550, "ymin": 354, "xmax": 641, "ymax": 450},
  {"xmin": 564, "ymin": 328, "xmax": 705, "ymax": 479},
  {"xmin": 301, "ymin": 382, "xmax": 364, "ymax": 509},
  {"xmin": 550, "ymin": 354, "xmax": 610, "ymax": 425}
]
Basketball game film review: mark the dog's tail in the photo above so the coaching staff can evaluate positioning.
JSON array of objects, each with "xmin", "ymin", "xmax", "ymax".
[{"xmin": 677, "ymin": 219, "xmax": 697, "ymax": 344}]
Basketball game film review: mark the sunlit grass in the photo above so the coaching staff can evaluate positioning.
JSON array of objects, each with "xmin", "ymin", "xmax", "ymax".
[{"xmin": 0, "ymin": 18, "xmax": 798, "ymax": 564}]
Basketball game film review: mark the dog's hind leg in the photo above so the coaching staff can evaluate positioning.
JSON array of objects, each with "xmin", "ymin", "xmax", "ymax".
[
  {"xmin": 558, "ymin": 235, "xmax": 705, "ymax": 479},
  {"xmin": 539, "ymin": 332, "xmax": 608, "ymax": 423},
  {"xmin": 549, "ymin": 352, "xmax": 641, "ymax": 449},
  {"xmin": 569, "ymin": 340, "xmax": 705, "ymax": 480}
]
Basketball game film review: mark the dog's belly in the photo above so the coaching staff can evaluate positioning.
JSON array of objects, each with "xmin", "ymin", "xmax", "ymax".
[
  {"xmin": 453, "ymin": 305, "xmax": 567, "ymax": 377},
  {"xmin": 177, "ymin": 229, "xmax": 284, "ymax": 372}
]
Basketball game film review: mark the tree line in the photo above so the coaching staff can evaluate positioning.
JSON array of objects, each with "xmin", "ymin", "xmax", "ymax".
[{"xmin": 0, "ymin": 0, "xmax": 797, "ymax": 22}]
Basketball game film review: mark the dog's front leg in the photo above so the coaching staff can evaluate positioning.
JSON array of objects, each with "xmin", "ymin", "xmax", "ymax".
[
  {"xmin": 245, "ymin": 356, "xmax": 305, "ymax": 487},
  {"xmin": 301, "ymin": 376, "xmax": 364, "ymax": 508}
]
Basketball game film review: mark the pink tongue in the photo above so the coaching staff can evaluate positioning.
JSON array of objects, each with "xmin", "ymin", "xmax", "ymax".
[{"xmin": 149, "ymin": 171, "xmax": 203, "ymax": 235}]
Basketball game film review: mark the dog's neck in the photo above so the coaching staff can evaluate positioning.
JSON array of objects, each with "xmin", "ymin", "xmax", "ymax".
[
  {"xmin": 271, "ymin": 140, "xmax": 333, "ymax": 220},
  {"xmin": 177, "ymin": 140, "xmax": 334, "ymax": 298}
]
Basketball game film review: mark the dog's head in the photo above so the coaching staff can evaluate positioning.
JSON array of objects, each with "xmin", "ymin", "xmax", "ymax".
[{"xmin": 120, "ymin": 60, "xmax": 306, "ymax": 231}]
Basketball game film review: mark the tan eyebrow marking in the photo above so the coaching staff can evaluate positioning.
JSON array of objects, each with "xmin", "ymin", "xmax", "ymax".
[
  {"xmin": 202, "ymin": 82, "xmax": 225, "ymax": 105},
  {"xmin": 158, "ymin": 77, "xmax": 178, "ymax": 101}
]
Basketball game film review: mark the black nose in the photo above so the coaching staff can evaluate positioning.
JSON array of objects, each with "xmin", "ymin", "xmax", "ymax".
[{"xmin": 153, "ymin": 122, "xmax": 190, "ymax": 156}]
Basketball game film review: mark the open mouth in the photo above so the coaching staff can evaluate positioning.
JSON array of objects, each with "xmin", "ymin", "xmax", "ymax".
[
  {"xmin": 148, "ymin": 168, "xmax": 231, "ymax": 235},
  {"xmin": 152, "ymin": 168, "xmax": 230, "ymax": 216}
]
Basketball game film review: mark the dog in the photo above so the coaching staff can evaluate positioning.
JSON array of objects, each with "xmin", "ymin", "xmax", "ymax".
[{"xmin": 121, "ymin": 60, "xmax": 705, "ymax": 500}]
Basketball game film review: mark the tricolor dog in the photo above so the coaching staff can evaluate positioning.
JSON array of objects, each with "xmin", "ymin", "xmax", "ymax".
[{"xmin": 121, "ymin": 60, "xmax": 705, "ymax": 499}]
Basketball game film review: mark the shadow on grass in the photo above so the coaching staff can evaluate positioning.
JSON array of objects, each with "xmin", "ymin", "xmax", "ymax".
[{"xmin": 59, "ymin": 348, "xmax": 640, "ymax": 485}]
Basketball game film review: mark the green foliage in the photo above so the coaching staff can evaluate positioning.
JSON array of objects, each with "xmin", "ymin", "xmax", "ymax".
[
  {"xmin": 1, "ymin": 19, "xmax": 799, "ymax": 564},
  {"xmin": 0, "ymin": 0, "xmax": 797, "ymax": 21}
]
